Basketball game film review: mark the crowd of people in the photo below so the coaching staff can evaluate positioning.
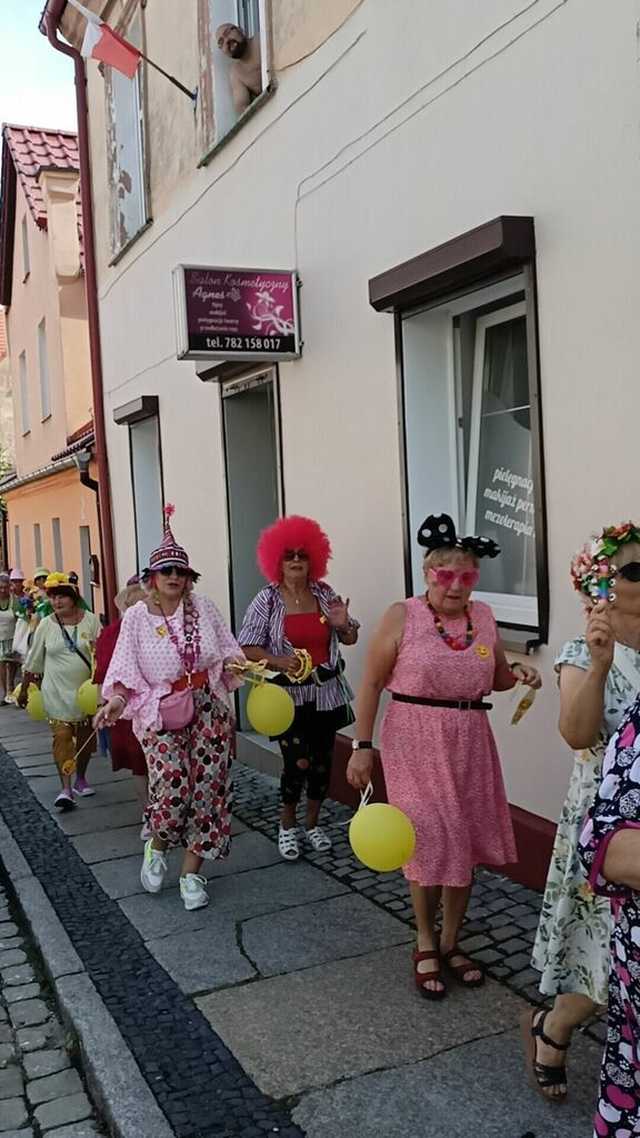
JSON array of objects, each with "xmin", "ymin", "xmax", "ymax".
[{"xmin": 5, "ymin": 505, "xmax": 640, "ymax": 1135}]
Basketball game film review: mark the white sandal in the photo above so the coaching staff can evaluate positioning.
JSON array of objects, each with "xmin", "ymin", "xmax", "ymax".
[
  {"xmin": 278, "ymin": 826, "xmax": 300, "ymax": 861},
  {"xmin": 306, "ymin": 826, "xmax": 332, "ymax": 852}
]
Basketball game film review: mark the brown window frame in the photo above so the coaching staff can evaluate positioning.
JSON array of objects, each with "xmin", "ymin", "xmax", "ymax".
[{"xmin": 369, "ymin": 216, "xmax": 549, "ymax": 650}]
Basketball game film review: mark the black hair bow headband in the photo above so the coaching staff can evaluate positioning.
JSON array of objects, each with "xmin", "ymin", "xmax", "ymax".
[{"xmin": 417, "ymin": 514, "xmax": 500, "ymax": 560}]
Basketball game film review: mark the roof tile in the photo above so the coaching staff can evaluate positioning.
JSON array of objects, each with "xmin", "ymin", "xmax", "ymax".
[{"xmin": 2, "ymin": 125, "xmax": 82, "ymax": 241}]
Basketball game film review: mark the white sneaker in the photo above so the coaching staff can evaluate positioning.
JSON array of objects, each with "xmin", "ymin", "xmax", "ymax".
[
  {"xmin": 140, "ymin": 839, "xmax": 167, "ymax": 894},
  {"xmin": 180, "ymin": 874, "xmax": 209, "ymax": 911},
  {"xmin": 278, "ymin": 826, "xmax": 300, "ymax": 861},
  {"xmin": 306, "ymin": 826, "xmax": 332, "ymax": 852}
]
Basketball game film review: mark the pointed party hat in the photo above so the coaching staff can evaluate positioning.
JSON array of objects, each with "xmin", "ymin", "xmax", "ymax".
[{"xmin": 147, "ymin": 504, "xmax": 198, "ymax": 576}]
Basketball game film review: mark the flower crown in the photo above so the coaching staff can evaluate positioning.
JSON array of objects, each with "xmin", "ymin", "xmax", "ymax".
[{"xmin": 570, "ymin": 521, "xmax": 640, "ymax": 603}]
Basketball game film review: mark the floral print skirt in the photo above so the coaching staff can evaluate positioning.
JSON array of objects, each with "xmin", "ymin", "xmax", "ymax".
[
  {"xmin": 531, "ymin": 746, "xmax": 611, "ymax": 1005},
  {"xmin": 141, "ymin": 686, "xmax": 234, "ymax": 861}
]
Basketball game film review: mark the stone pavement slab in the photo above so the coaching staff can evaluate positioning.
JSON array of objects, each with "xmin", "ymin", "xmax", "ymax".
[
  {"xmin": 120, "ymin": 859, "xmax": 348, "ymax": 940},
  {"xmin": 11, "ymin": 753, "xmax": 57, "ymax": 770},
  {"xmin": 197, "ymin": 944, "xmax": 521, "ymax": 1098},
  {"xmin": 292, "ymin": 1027, "xmax": 601, "ymax": 1137},
  {"xmin": 70, "ymin": 826, "xmax": 145, "ymax": 864},
  {"xmin": 243, "ymin": 892, "xmax": 414, "ymax": 976},
  {"xmin": 34, "ymin": 1091, "xmax": 92, "ymax": 1131},
  {"xmin": 147, "ymin": 922, "xmax": 257, "ymax": 993},
  {"xmin": 27, "ymin": 776, "xmax": 136, "ymax": 808},
  {"xmin": 91, "ymin": 827, "xmax": 281, "ymax": 899},
  {"xmin": 54, "ymin": 802, "xmax": 142, "ymax": 837}
]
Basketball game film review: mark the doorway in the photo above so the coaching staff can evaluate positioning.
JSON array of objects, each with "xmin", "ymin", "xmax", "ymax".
[{"xmin": 222, "ymin": 369, "xmax": 283, "ymax": 727}]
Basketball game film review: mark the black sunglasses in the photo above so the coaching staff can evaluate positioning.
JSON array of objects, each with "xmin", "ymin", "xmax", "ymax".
[
  {"xmin": 283, "ymin": 549, "xmax": 309, "ymax": 562},
  {"xmin": 158, "ymin": 566, "xmax": 188, "ymax": 579},
  {"xmin": 618, "ymin": 562, "xmax": 640, "ymax": 582}
]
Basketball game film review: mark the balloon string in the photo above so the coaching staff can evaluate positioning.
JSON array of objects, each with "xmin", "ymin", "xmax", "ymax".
[{"xmin": 359, "ymin": 781, "xmax": 374, "ymax": 810}]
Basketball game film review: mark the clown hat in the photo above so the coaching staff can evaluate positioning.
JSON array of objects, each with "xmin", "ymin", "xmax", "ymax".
[{"xmin": 145, "ymin": 505, "xmax": 199, "ymax": 578}]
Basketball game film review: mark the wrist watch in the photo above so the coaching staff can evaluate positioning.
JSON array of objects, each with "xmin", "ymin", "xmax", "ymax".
[{"xmin": 351, "ymin": 739, "xmax": 373, "ymax": 751}]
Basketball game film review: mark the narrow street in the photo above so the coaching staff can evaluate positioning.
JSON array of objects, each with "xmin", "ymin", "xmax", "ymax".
[{"xmin": 0, "ymin": 708, "xmax": 601, "ymax": 1137}]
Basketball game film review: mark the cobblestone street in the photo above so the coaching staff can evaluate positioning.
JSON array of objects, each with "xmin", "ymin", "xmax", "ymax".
[{"xmin": 0, "ymin": 710, "xmax": 603, "ymax": 1137}]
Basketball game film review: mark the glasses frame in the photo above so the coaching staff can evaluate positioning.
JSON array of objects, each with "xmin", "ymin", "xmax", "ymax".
[{"xmin": 427, "ymin": 566, "xmax": 480, "ymax": 590}]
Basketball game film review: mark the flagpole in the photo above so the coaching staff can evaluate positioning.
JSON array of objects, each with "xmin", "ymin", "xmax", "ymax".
[{"xmin": 140, "ymin": 52, "xmax": 198, "ymax": 103}]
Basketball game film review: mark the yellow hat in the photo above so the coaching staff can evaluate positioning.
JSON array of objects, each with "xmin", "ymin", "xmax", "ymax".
[{"xmin": 44, "ymin": 572, "xmax": 75, "ymax": 591}]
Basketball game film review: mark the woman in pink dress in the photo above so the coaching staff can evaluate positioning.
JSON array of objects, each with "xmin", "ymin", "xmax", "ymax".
[{"xmin": 347, "ymin": 513, "xmax": 541, "ymax": 999}]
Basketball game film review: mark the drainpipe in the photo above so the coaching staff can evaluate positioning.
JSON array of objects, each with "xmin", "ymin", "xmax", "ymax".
[{"xmin": 43, "ymin": 2, "xmax": 117, "ymax": 622}]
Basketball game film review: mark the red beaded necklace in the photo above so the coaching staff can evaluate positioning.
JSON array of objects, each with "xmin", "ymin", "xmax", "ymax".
[{"xmin": 426, "ymin": 598, "xmax": 474, "ymax": 651}]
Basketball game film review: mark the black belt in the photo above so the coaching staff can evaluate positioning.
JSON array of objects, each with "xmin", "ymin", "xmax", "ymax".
[
  {"xmin": 391, "ymin": 693, "xmax": 492, "ymax": 711},
  {"xmin": 271, "ymin": 660, "xmax": 343, "ymax": 688}
]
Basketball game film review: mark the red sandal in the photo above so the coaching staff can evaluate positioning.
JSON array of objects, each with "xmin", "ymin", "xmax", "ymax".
[
  {"xmin": 441, "ymin": 945, "xmax": 485, "ymax": 988},
  {"xmin": 412, "ymin": 949, "xmax": 447, "ymax": 1000}
]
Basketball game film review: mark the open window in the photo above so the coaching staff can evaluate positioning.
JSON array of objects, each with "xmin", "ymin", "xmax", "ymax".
[
  {"xmin": 199, "ymin": 0, "xmax": 270, "ymax": 154},
  {"xmin": 370, "ymin": 217, "xmax": 548, "ymax": 646}
]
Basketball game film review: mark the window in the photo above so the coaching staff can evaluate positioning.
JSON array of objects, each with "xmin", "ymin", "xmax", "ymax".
[
  {"xmin": 38, "ymin": 319, "xmax": 51, "ymax": 420},
  {"xmin": 370, "ymin": 217, "xmax": 548, "ymax": 643},
  {"xmin": 129, "ymin": 413, "xmax": 164, "ymax": 572},
  {"xmin": 13, "ymin": 525, "xmax": 21, "ymax": 569},
  {"xmin": 79, "ymin": 526, "xmax": 93, "ymax": 610},
  {"xmin": 21, "ymin": 216, "xmax": 30, "ymax": 279},
  {"xmin": 200, "ymin": 0, "xmax": 269, "ymax": 151},
  {"xmin": 402, "ymin": 275, "xmax": 544, "ymax": 633},
  {"xmin": 52, "ymin": 518, "xmax": 63, "ymax": 572},
  {"xmin": 105, "ymin": 11, "xmax": 149, "ymax": 258},
  {"xmin": 33, "ymin": 523, "xmax": 42, "ymax": 567},
  {"xmin": 18, "ymin": 351, "xmax": 29, "ymax": 435}
]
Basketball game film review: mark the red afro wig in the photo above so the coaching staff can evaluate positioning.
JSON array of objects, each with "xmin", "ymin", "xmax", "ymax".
[{"xmin": 257, "ymin": 515, "xmax": 332, "ymax": 583}]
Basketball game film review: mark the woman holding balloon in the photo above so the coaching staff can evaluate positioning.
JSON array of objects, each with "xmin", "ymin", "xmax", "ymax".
[
  {"xmin": 94, "ymin": 507, "xmax": 245, "ymax": 912},
  {"xmin": 18, "ymin": 573, "xmax": 100, "ymax": 811},
  {"xmin": 347, "ymin": 514, "xmax": 540, "ymax": 1000},
  {"xmin": 239, "ymin": 515, "xmax": 358, "ymax": 861}
]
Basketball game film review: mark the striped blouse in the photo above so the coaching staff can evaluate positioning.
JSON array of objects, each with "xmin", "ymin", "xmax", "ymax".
[{"xmin": 237, "ymin": 581, "xmax": 357, "ymax": 711}]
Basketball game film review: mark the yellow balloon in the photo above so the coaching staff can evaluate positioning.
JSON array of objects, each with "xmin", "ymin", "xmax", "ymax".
[
  {"xmin": 27, "ymin": 687, "xmax": 47, "ymax": 722},
  {"xmin": 11, "ymin": 684, "xmax": 21, "ymax": 703},
  {"xmin": 77, "ymin": 680, "xmax": 99, "ymax": 717},
  {"xmin": 246, "ymin": 683, "xmax": 295, "ymax": 737},
  {"xmin": 349, "ymin": 802, "xmax": 416, "ymax": 872}
]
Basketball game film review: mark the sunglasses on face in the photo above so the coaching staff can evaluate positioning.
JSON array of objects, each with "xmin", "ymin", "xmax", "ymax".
[
  {"xmin": 618, "ymin": 562, "xmax": 640, "ymax": 583},
  {"xmin": 428, "ymin": 567, "xmax": 480, "ymax": 590},
  {"xmin": 283, "ymin": 550, "xmax": 309, "ymax": 562},
  {"xmin": 158, "ymin": 566, "xmax": 188, "ymax": 579}
]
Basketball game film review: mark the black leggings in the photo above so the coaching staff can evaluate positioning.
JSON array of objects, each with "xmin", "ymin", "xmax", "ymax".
[{"xmin": 278, "ymin": 702, "xmax": 340, "ymax": 805}]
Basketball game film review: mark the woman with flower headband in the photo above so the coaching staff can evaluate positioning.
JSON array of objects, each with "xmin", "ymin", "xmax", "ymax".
[
  {"xmin": 95, "ymin": 506, "xmax": 245, "ymax": 912},
  {"xmin": 523, "ymin": 522, "xmax": 640, "ymax": 1104},
  {"xmin": 238, "ymin": 516, "xmax": 359, "ymax": 861},
  {"xmin": 347, "ymin": 513, "xmax": 540, "ymax": 1000}
]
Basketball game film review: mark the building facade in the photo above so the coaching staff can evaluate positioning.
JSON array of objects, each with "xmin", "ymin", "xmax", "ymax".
[
  {"xmin": 0, "ymin": 126, "xmax": 102, "ymax": 611},
  {"xmin": 48, "ymin": 0, "xmax": 640, "ymax": 881}
]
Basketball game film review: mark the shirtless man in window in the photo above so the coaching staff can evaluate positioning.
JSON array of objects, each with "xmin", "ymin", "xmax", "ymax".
[{"xmin": 216, "ymin": 23, "xmax": 262, "ymax": 115}]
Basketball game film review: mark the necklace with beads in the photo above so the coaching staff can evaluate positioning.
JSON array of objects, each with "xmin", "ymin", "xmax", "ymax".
[{"xmin": 426, "ymin": 598, "xmax": 474, "ymax": 651}]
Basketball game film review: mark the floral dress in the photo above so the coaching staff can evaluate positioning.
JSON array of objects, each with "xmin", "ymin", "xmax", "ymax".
[
  {"xmin": 578, "ymin": 699, "xmax": 640, "ymax": 1137},
  {"xmin": 532, "ymin": 637, "xmax": 640, "ymax": 1004}
]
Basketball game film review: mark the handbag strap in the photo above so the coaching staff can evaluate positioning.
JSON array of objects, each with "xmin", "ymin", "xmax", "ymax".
[{"xmin": 55, "ymin": 615, "xmax": 92, "ymax": 672}]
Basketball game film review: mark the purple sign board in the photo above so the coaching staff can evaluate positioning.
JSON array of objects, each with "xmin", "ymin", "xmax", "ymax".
[{"xmin": 173, "ymin": 265, "xmax": 301, "ymax": 362}]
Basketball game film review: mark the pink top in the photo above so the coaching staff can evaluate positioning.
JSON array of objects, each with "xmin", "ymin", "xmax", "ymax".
[{"xmin": 102, "ymin": 595, "xmax": 243, "ymax": 739}]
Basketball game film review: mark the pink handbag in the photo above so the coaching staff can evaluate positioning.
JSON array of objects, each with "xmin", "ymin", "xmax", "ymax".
[{"xmin": 159, "ymin": 687, "xmax": 194, "ymax": 731}]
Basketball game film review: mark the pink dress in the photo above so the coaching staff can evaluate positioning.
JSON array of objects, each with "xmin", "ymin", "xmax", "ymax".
[{"xmin": 380, "ymin": 597, "xmax": 516, "ymax": 887}]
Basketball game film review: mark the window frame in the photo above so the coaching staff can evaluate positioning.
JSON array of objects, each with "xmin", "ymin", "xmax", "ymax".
[
  {"xmin": 18, "ymin": 350, "xmax": 29, "ymax": 436},
  {"xmin": 52, "ymin": 517, "xmax": 63, "ymax": 572},
  {"xmin": 13, "ymin": 525, "xmax": 21, "ymax": 569},
  {"xmin": 105, "ymin": 8, "xmax": 152, "ymax": 263},
  {"xmin": 197, "ymin": 0, "xmax": 273, "ymax": 165},
  {"xmin": 21, "ymin": 215, "xmax": 30, "ymax": 281},
  {"xmin": 33, "ymin": 522, "xmax": 42, "ymax": 567},
  {"xmin": 381, "ymin": 221, "xmax": 548, "ymax": 648},
  {"xmin": 127, "ymin": 408, "xmax": 165, "ymax": 575},
  {"xmin": 37, "ymin": 318, "xmax": 51, "ymax": 421}
]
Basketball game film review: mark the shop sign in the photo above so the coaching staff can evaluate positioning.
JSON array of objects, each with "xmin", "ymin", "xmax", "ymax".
[{"xmin": 173, "ymin": 265, "xmax": 301, "ymax": 361}]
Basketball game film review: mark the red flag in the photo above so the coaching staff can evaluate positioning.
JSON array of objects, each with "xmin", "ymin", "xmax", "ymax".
[{"xmin": 82, "ymin": 21, "xmax": 141, "ymax": 80}]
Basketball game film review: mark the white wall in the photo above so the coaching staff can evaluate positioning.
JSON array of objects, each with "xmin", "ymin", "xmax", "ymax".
[{"xmin": 93, "ymin": 0, "xmax": 640, "ymax": 821}]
